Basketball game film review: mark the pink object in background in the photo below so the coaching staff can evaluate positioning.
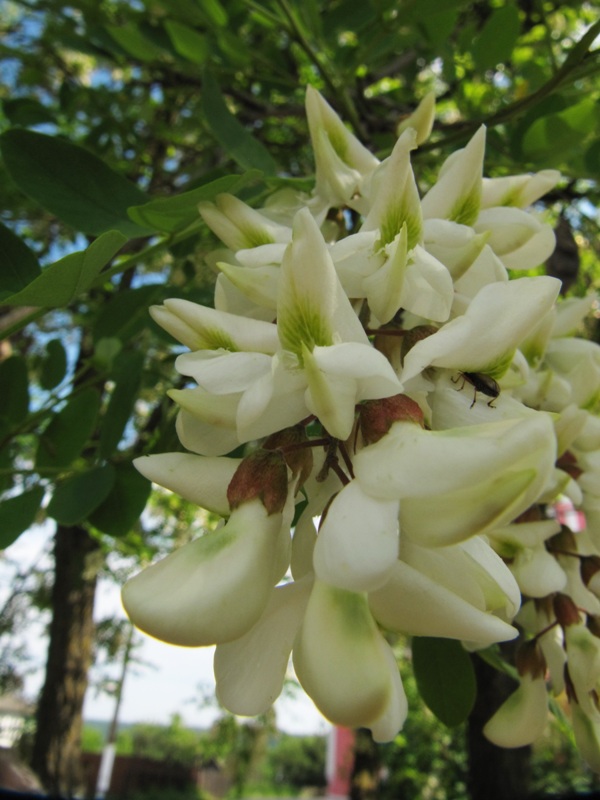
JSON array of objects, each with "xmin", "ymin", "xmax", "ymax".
[{"xmin": 326, "ymin": 726, "xmax": 355, "ymax": 799}]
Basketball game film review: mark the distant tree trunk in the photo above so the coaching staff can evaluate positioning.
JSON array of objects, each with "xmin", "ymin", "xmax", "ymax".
[
  {"xmin": 31, "ymin": 524, "xmax": 100, "ymax": 797},
  {"xmin": 467, "ymin": 655, "xmax": 532, "ymax": 800}
]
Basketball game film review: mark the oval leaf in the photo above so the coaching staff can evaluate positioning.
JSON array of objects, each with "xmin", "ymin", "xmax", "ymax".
[
  {"xmin": 412, "ymin": 636, "xmax": 476, "ymax": 727},
  {"xmin": 89, "ymin": 463, "xmax": 152, "ymax": 536},
  {"xmin": 0, "ymin": 486, "xmax": 45, "ymax": 549},
  {"xmin": 39, "ymin": 340, "xmax": 68, "ymax": 391},
  {"xmin": 4, "ymin": 231, "xmax": 127, "ymax": 308},
  {"xmin": 99, "ymin": 350, "xmax": 145, "ymax": 458},
  {"xmin": 0, "ymin": 356, "xmax": 29, "ymax": 424},
  {"xmin": 47, "ymin": 465, "xmax": 116, "ymax": 525},
  {"xmin": 36, "ymin": 388, "xmax": 101, "ymax": 470},
  {"xmin": 0, "ymin": 221, "xmax": 41, "ymax": 300},
  {"xmin": 201, "ymin": 71, "xmax": 278, "ymax": 175},
  {"xmin": 0, "ymin": 129, "xmax": 151, "ymax": 237}
]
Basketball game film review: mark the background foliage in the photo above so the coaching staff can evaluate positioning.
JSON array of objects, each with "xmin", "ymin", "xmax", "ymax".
[{"xmin": 1, "ymin": 0, "xmax": 600, "ymax": 796}]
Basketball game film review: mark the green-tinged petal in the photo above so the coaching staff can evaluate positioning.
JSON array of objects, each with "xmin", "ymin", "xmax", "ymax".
[
  {"xmin": 572, "ymin": 704, "xmax": 600, "ymax": 773},
  {"xmin": 175, "ymin": 350, "xmax": 271, "ymax": 394},
  {"xmin": 363, "ymin": 225, "xmax": 408, "ymax": 323},
  {"xmin": 396, "ymin": 91, "xmax": 436, "ymax": 145},
  {"xmin": 421, "ymin": 126, "xmax": 486, "ymax": 225},
  {"xmin": 122, "ymin": 499, "xmax": 281, "ymax": 646},
  {"xmin": 155, "ymin": 299, "xmax": 279, "ymax": 353},
  {"xmin": 199, "ymin": 193, "xmax": 291, "ymax": 250},
  {"xmin": 483, "ymin": 676, "xmax": 549, "ymax": 747},
  {"xmin": 369, "ymin": 561, "xmax": 518, "ymax": 646},
  {"xmin": 217, "ymin": 262, "xmax": 280, "ymax": 310},
  {"xmin": 303, "ymin": 344, "xmax": 357, "ymax": 440},
  {"xmin": 401, "ymin": 276, "xmax": 561, "ymax": 382},
  {"xmin": 293, "ymin": 580, "xmax": 391, "ymax": 727},
  {"xmin": 474, "ymin": 208, "xmax": 556, "ymax": 271},
  {"xmin": 423, "ymin": 219, "xmax": 490, "ymax": 281},
  {"xmin": 133, "ymin": 453, "xmax": 239, "ymax": 516},
  {"xmin": 314, "ymin": 481, "xmax": 400, "ymax": 592},
  {"xmin": 369, "ymin": 640, "xmax": 408, "ymax": 743},
  {"xmin": 362, "ymin": 129, "xmax": 422, "ymax": 249},
  {"xmin": 480, "ymin": 170, "xmax": 560, "ymax": 209},
  {"xmin": 214, "ymin": 577, "xmax": 312, "ymax": 715},
  {"xmin": 175, "ymin": 406, "xmax": 241, "ymax": 456}
]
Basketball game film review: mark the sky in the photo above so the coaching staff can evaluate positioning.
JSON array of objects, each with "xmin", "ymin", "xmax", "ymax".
[{"xmin": 2, "ymin": 522, "xmax": 330, "ymax": 737}]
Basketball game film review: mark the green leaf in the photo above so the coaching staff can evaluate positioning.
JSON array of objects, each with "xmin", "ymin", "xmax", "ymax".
[
  {"xmin": 99, "ymin": 350, "xmax": 145, "ymax": 459},
  {"xmin": 3, "ymin": 231, "xmax": 127, "ymax": 308},
  {"xmin": 127, "ymin": 171, "xmax": 262, "ymax": 232},
  {"xmin": 36, "ymin": 388, "xmax": 101, "ymax": 470},
  {"xmin": 196, "ymin": 0, "xmax": 229, "ymax": 27},
  {"xmin": 412, "ymin": 637, "xmax": 476, "ymax": 727},
  {"xmin": 2, "ymin": 98, "xmax": 56, "ymax": 127},
  {"xmin": 200, "ymin": 71, "xmax": 278, "ymax": 175},
  {"xmin": 105, "ymin": 23, "xmax": 166, "ymax": 62},
  {"xmin": 521, "ymin": 99, "xmax": 600, "ymax": 167},
  {"xmin": 0, "ymin": 129, "xmax": 151, "ymax": 236},
  {"xmin": 39, "ymin": 339, "xmax": 68, "ymax": 391},
  {"xmin": 0, "ymin": 356, "xmax": 29, "ymax": 424},
  {"xmin": 164, "ymin": 20, "xmax": 209, "ymax": 64},
  {"xmin": 472, "ymin": 4, "xmax": 520, "ymax": 72},
  {"xmin": 89, "ymin": 463, "xmax": 152, "ymax": 536},
  {"xmin": 93, "ymin": 285, "xmax": 163, "ymax": 343},
  {"xmin": 47, "ymin": 465, "xmax": 116, "ymax": 525},
  {"xmin": 0, "ymin": 221, "xmax": 41, "ymax": 301},
  {"xmin": 0, "ymin": 487, "xmax": 45, "ymax": 549}
]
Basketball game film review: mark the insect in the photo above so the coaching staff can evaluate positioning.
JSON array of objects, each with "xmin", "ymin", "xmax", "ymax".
[{"xmin": 452, "ymin": 371, "xmax": 500, "ymax": 408}]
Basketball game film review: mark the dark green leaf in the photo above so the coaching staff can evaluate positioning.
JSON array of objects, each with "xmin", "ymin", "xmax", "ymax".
[
  {"xmin": 412, "ymin": 637, "xmax": 476, "ymax": 727},
  {"xmin": 0, "ymin": 221, "xmax": 41, "ymax": 301},
  {"xmin": 2, "ymin": 98, "xmax": 56, "ymax": 127},
  {"xmin": 201, "ymin": 71, "xmax": 278, "ymax": 175},
  {"xmin": 127, "ymin": 171, "xmax": 262, "ymax": 231},
  {"xmin": 89, "ymin": 463, "xmax": 152, "ymax": 536},
  {"xmin": 521, "ymin": 99, "xmax": 600, "ymax": 167},
  {"xmin": 47, "ymin": 465, "xmax": 116, "ymax": 525},
  {"xmin": 196, "ymin": 0, "xmax": 228, "ymax": 27},
  {"xmin": 39, "ymin": 340, "xmax": 68, "ymax": 391},
  {"xmin": 0, "ymin": 129, "xmax": 151, "ymax": 236},
  {"xmin": 93, "ymin": 285, "xmax": 163, "ymax": 343},
  {"xmin": 99, "ymin": 350, "xmax": 145, "ymax": 458},
  {"xmin": 0, "ymin": 487, "xmax": 45, "ymax": 549},
  {"xmin": 0, "ymin": 356, "xmax": 29, "ymax": 424},
  {"xmin": 164, "ymin": 20, "xmax": 209, "ymax": 64},
  {"xmin": 472, "ymin": 4, "xmax": 520, "ymax": 72},
  {"xmin": 105, "ymin": 23, "xmax": 165, "ymax": 62},
  {"xmin": 3, "ymin": 231, "xmax": 127, "ymax": 308},
  {"xmin": 36, "ymin": 388, "xmax": 101, "ymax": 470}
]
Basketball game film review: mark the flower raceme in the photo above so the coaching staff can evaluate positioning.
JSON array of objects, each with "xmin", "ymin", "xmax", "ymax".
[{"xmin": 122, "ymin": 86, "xmax": 600, "ymax": 761}]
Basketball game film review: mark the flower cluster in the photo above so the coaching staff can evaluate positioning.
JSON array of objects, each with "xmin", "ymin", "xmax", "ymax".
[{"xmin": 122, "ymin": 87, "xmax": 600, "ymax": 756}]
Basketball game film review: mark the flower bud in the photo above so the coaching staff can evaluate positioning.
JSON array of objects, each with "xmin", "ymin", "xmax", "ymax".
[
  {"xmin": 515, "ymin": 639, "xmax": 547, "ymax": 680},
  {"xmin": 360, "ymin": 394, "xmax": 424, "ymax": 445},
  {"xmin": 263, "ymin": 426, "xmax": 313, "ymax": 488},
  {"xmin": 227, "ymin": 450, "xmax": 288, "ymax": 514},
  {"xmin": 581, "ymin": 556, "xmax": 600, "ymax": 589},
  {"xmin": 400, "ymin": 324, "xmax": 438, "ymax": 362},
  {"xmin": 554, "ymin": 593, "xmax": 582, "ymax": 627}
]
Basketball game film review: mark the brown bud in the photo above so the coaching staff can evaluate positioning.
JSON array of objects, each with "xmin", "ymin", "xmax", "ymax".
[
  {"xmin": 581, "ymin": 556, "xmax": 600, "ymax": 588},
  {"xmin": 556, "ymin": 450, "xmax": 583, "ymax": 480},
  {"xmin": 547, "ymin": 527, "xmax": 577, "ymax": 554},
  {"xmin": 553, "ymin": 593, "xmax": 582, "ymax": 628},
  {"xmin": 514, "ymin": 506, "xmax": 543, "ymax": 524},
  {"xmin": 515, "ymin": 639, "xmax": 547, "ymax": 680},
  {"xmin": 400, "ymin": 325, "xmax": 438, "ymax": 362},
  {"xmin": 263, "ymin": 426, "xmax": 314, "ymax": 489},
  {"xmin": 227, "ymin": 449, "xmax": 288, "ymax": 515},
  {"xmin": 360, "ymin": 394, "xmax": 424, "ymax": 445}
]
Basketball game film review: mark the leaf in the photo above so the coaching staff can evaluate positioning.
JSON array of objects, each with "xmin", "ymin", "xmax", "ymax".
[
  {"xmin": 0, "ymin": 129, "xmax": 151, "ymax": 236},
  {"xmin": 99, "ymin": 350, "xmax": 145, "ymax": 458},
  {"xmin": 2, "ymin": 98, "xmax": 56, "ymax": 127},
  {"xmin": 200, "ymin": 71, "xmax": 278, "ymax": 175},
  {"xmin": 105, "ymin": 23, "xmax": 165, "ymax": 62},
  {"xmin": 0, "ymin": 356, "xmax": 29, "ymax": 424},
  {"xmin": 89, "ymin": 463, "xmax": 152, "ymax": 536},
  {"xmin": 3, "ymin": 231, "xmax": 127, "ymax": 308},
  {"xmin": 521, "ymin": 99, "xmax": 600, "ymax": 167},
  {"xmin": 47, "ymin": 465, "xmax": 116, "ymax": 525},
  {"xmin": 39, "ymin": 339, "xmax": 68, "ymax": 391},
  {"xmin": 93, "ymin": 285, "xmax": 163, "ymax": 343},
  {"xmin": 195, "ymin": 0, "xmax": 228, "ymax": 27},
  {"xmin": 164, "ymin": 20, "xmax": 209, "ymax": 64},
  {"xmin": 0, "ymin": 221, "xmax": 41, "ymax": 301},
  {"xmin": 0, "ymin": 487, "xmax": 45, "ymax": 549},
  {"xmin": 412, "ymin": 637, "xmax": 476, "ymax": 727},
  {"xmin": 36, "ymin": 388, "xmax": 101, "ymax": 470},
  {"xmin": 472, "ymin": 4, "xmax": 520, "ymax": 72},
  {"xmin": 127, "ymin": 170, "xmax": 262, "ymax": 231}
]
